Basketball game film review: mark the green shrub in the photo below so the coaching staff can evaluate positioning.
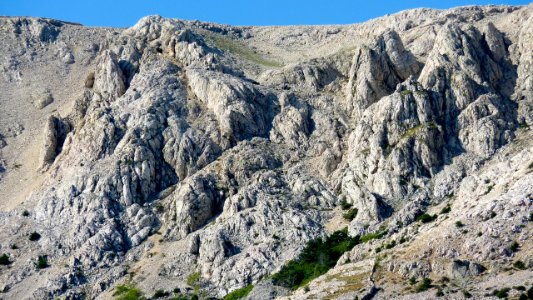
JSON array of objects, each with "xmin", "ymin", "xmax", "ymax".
[
  {"xmin": 513, "ymin": 261, "xmax": 526, "ymax": 270},
  {"xmin": 493, "ymin": 288, "xmax": 509, "ymax": 298},
  {"xmin": 527, "ymin": 286, "xmax": 533, "ymax": 299},
  {"xmin": 409, "ymin": 277, "xmax": 417, "ymax": 285},
  {"xmin": 519, "ymin": 293, "xmax": 528, "ymax": 300},
  {"xmin": 223, "ymin": 284, "xmax": 254, "ymax": 300},
  {"xmin": 436, "ymin": 289, "xmax": 444, "ymax": 297},
  {"xmin": 29, "ymin": 232, "xmax": 41, "ymax": 241},
  {"xmin": 153, "ymin": 290, "xmax": 169, "ymax": 298},
  {"xmin": 22, "ymin": 210, "xmax": 30, "ymax": 217},
  {"xmin": 455, "ymin": 221, "xmax": 464, "ymax": 228},
  {"xmin": 272, "ymin": 228, "xmax": 359, "ymax": 289},
  {"xmin": 343, "ymin": 208, "xmax": 358, "ymax": 221},
  {"xmin": 10, "ymin": 244, "xmax": 18, "ymax": 250},
  {"xmin": 462, "ymin": 290, "xmax": 472, "ymax": 298},
  {"xmin": 509, "ymin": 241, "xmax": 519, "ymax": 252},
  {"xmin": 36, "ymin": 256, "xmax": 48, "ymax": 269},
  {"xmin": 113, "ymin": 283, "xmax": 144, "ymax": 300},
  {"xmin": 340, "ymin": 200, "xmax": 352, "ymax": 210},
  {"xmin": 416, "ymin": 213, "xmax": 437, "ymax": 223},
  {"xmin": 0, "ymin": 254, "xmax": 10, "ymax": 265},
  {"xmin": 529, "ymin": 212, "xmax": 533, "ymax": 222},
  {"xmin": 385, "ymin": 240, "xmax": 396, "ymax": 249},
  {"xmin": 416, "ymin": 278, "xmax": 432, "ymax": 292},
  {"xmin": 440, "ymin": 206, "xmax": 451, "ymax": 214}
]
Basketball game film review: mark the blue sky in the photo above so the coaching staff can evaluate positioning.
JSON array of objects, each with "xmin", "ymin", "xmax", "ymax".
[{"xmin": 0, "ymin": 0, "xmax": 530, "ymax": 27}]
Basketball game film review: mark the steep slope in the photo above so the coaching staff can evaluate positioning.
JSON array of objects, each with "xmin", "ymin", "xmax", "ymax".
[{"xmin": 0, "ymin": 4, "xmax": 531, "ymax": 300}]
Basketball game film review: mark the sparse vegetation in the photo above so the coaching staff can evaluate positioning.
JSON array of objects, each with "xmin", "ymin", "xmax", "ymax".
[
  {"xmin": 343, "ymin": 208, "xmax": 358, "ymax": 221},
  {"xmin": 272, "ymin": 228, "xmax": 360, "ymax": 289},
  {"xmin": 203, "ymin": 32, "xmax": 283, "ymax": 68},
  {"xmin": 113, "ymin": 283, "xmax": 145, "ymax": 300},
  {"xmin": 416, "ymin": 213, "xmax": 437, "ymax": 223},
  {"xmin": 340, "ymin": 199, "xmax": 352, "ymax": 210},
  {"xmin": 513, "ymin": 260, "xmax": 526, "ymax": 270},
  {"xmin": 409, "ymin": 277, "xmax": 417, "ymax": 285},
  {"xmin": 29, "ymin": 232, "xmax": 41, "ymax": 241},
  {"xmin": 493, "ymin": 288, "xmax": 510, "ymax": 298},
  {"xmin": 223, "ymin": 284, "xmax": 254, "ymax": 300},
  {"xmin": 10, "ymin": 244, "xmax": 18, "ymax": 250},
  {"xmin": 153, "ymin": 289, "xmax": 169, "ymax": 298},
  {"xmin": 509, "ymin": 241, "xmax": 519, "ymax": 252},
  {"xmin": 0, "ymin": 254, "xmax": 11, "ymax": 265},
  {"xmin": 462, "ymin": 290, "xmax": 472, "ymax": 298},
  {"xmin": 360, "ymin": 230, "xmax": 387, "ymax": 243},
  {"xmin": 455, "ymin": 221, "xmax": 464, "ymax": 228},
  {"xmin": 416, "ymin": 278, "xmax": 432, "ymax": 292},
  {"xmin": 36, "ymin": 255, "xmax": 48, "ymax": 269},
  {"xmin": 440, "ymin": 206, "xmax": 451, "ymax": 214},
  {"xmin": 384, "ymin": 240, "xmax": 396, "ymax": 249},
  {"xmin": 22, "ymin": 210, "xmax": 30, "ymax": 217}
]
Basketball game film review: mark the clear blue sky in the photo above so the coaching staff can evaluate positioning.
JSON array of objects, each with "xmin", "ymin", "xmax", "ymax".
[{"xmin": 0, "ymin": 0, "xmax": 530, "ymax": 27}]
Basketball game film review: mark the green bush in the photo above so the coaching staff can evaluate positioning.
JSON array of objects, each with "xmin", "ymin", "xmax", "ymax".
[
  {"xmin": 22, "ymin": 210, "xmax": 30, "ymax": 217},
  {"xmin": 455, "ymin": 221, "xmax": 464, "ymax": 228},
  {"xmin": 10, "ymin": 244, "xmax": 18, "ymax": 250},
  {"xmin": 513, "ymin": 261, "xmax": 526, "ymax": 270},
  {"xmin": 223, "ymin": 284, "xmax": 254, "ymax": 300},
  {"xmin": 462, "ymin": 290, "xmax": 472, "ymax": 298},
  {"xmin": 113, "ymin": 283, "xmax": 144, "ymax": 300},
  {"xmin": 36, "ymin": 256, "xmax": 48, "ymax": 269},
  {"xmin": 385, "ymin": 240, "xmax": 396, "ymax": 249},
  {"xmin": 340, "ymin": 200, "xmax": 352, "ymax": 210},
  {"xmin": 416, "ymin": 213, "xmax": 437, "ymax": 223},
  {"xmin": 416, "ymin": 278, "xmax": 432, "ymax": 292},
  {"xmin": 0, "ymin": 253, "xmax": 10, "ymax": 265},
  {"xmin": 153, "ymin": 290, "xmax": 169, "ymax": 298},
  {"xmin": 272, "ymin": 228, "xmax": 359, "ymax": 289},
  {"xmin": 408, "ymin": 277, "xmax": 417, "ymax": 285},
  {"xmin": 29, "ymin": 232, "xmax": 41, "ymax": 241},
  {"xmin": 509, "ymin": 241, "xmax": 519, "ymax": 252},
  {"xmin": 343, "ymin": 208, "xmax": 358, "ymax": 221},
  {"xmin": 440, "ymin": 206, "xmax": 451, "ymax": 214},
  {"xmin": 493, "ymin": 288, "xmax": 509, "ymax": 298},
  {"xmin": 528, "ymin": 286, "xmax": 533, "ymax": 299}
]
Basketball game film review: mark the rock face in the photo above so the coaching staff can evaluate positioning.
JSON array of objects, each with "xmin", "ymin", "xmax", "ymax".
[{"xmin": 0, "ymin": 4, "xmax": 532, "ymax": 300}]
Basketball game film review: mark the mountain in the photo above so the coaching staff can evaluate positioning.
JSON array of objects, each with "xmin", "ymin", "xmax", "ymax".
[{"xmin": 0, "ymin": 4, "xmax": 532, "ymax": 299}]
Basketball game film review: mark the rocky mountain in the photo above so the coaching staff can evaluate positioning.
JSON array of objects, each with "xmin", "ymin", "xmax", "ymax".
[{"xmin": 0, "ymin": 4, "xmax": 532, "ymax": 300}]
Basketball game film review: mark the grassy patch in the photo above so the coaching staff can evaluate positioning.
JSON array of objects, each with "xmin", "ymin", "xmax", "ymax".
[
  {"xmin": 223, "ymin": 284, "xmax": 254, "ymax": 300},
  {"xmin": 272, "ymin": 228, "xmax": 359, "ymax": 289},
  {"xmin": 360, "ymin": 230, "xmax": 387, "ymax": 243},
  {"xmin": 202, "ymin": 32, "xmax": 283, "ymax": 68},
  {"xmin": 400, "ymin": 122, "xmax": 437, "ymax": 140}
]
